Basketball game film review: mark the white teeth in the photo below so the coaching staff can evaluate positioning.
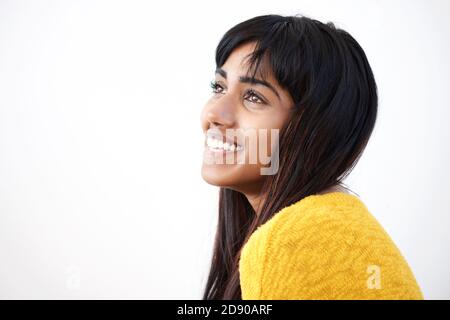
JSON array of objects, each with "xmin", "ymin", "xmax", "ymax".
[{"xmin": 206, "ymin": 136, "xmax": 242, "ymax": 152}]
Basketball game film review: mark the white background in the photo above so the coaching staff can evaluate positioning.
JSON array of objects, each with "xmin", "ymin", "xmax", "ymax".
[{"xmin": 0, "ymin": 0, "xmax": 449, "ymax": 299}]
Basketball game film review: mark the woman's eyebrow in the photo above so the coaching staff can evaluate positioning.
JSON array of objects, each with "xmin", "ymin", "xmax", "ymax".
[{"xmin": 215, "ymin": 67, "xmax": 281, "ymax": 101}]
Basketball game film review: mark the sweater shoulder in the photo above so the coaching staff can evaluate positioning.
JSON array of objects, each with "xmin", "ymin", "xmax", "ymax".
[
  {"xmin": 267, "ymin": 192, "xmax": 383, "ymax": 244},
  {"xmin": 239, "ymin": 192, "xmax": 423, "ymax": 299},
  {"xmin": 242, "ymin": 192, "xmax": 375, "ymax": 249}
]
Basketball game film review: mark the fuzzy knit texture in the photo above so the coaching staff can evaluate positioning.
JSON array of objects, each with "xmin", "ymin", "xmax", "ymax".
[{"xmin": 238, "ymin": 192, "xmax": 423, "ymax": 300}]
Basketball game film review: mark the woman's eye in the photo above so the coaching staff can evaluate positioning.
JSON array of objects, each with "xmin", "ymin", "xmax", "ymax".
[
  {"xmin": 209, "ymin": 80, "xmax": 224, "ymax": 94},
  {"xmin": 209, "ymin": 81, "xmax": 266, "ymax": 106},
  {"xmin": 244, "ymin": 89, "xmax": 265, "ymax": 104}
]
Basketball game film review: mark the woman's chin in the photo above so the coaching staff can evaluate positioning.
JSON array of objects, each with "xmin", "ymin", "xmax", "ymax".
[
  {"xmin": 201, "ymin": 163, "xmax": 236, "ymax": 187},
  {"xmin": 201, "ymin": 162, "xmax": 265, "ymax": 191}
]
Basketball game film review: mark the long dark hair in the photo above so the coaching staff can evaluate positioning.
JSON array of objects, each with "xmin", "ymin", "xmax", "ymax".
[{"xmin": 202, "ymin": 14, "xmax": 378, "ymax": 300}]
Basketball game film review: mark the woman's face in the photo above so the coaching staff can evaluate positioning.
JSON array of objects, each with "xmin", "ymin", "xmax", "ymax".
[{"xmin": 200, "ymin": 42, "xmax": 294, "ymax": 196}]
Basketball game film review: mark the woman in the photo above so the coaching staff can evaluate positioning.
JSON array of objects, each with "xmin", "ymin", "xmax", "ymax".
[{"xmin": 200, "ymin": 14, "xmax": 423, "ymax": 300}]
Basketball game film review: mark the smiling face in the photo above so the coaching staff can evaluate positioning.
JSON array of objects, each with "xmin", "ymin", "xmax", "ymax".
[{"xmin": 200, "ymin": 42, "xmax": 294, "ymax": 199}]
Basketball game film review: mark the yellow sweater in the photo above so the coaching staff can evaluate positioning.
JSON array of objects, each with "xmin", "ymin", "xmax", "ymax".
[{"xmin": 239, "ymin": 192, "xmax": 423, "ymax": 299}]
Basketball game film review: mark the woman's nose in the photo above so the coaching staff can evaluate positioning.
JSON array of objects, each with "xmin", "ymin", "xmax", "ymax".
[{"xmin": 205, "ymin": 97, "xmax": 236, "ymax": 128}]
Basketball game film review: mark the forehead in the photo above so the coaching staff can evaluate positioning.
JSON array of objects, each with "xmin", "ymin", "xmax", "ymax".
[{"xmin": 221, "ymin": 42, "xmax": 275, "ymax": 83}]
